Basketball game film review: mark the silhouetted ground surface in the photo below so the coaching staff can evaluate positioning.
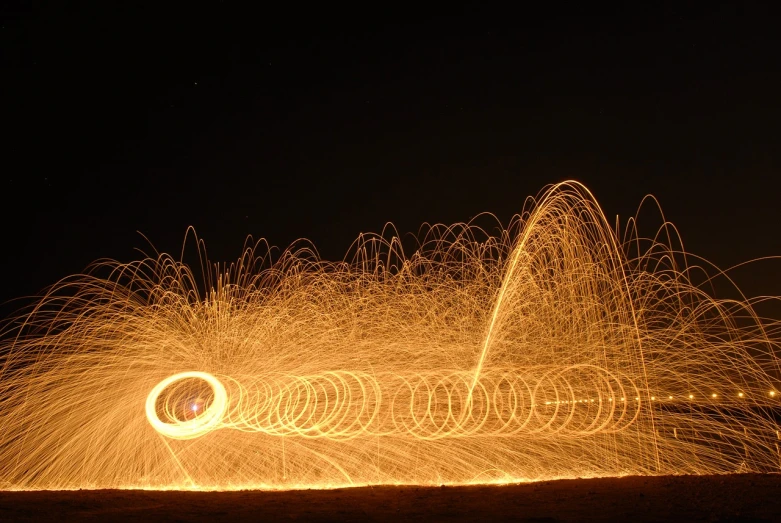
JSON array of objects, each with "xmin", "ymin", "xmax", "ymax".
[{"xmin": 1, "ymin": 473, "xmax": 780, "ymax": 522}]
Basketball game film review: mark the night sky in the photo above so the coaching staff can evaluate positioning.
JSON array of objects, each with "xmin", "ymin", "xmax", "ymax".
[{"xmin": 2, "ymin": 4, "xmax": 781, "ymax": 313}]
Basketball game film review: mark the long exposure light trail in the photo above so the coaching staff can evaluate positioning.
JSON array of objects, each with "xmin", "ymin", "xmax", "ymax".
[{"xmin": 1, "ymin": 181, "xmax": 779, "ymax": 490}]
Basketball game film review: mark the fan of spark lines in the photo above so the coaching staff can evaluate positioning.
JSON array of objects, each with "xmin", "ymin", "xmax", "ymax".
[{"xmin": 0, "ymin": 181, "xmax": 779, "ymax": 490}]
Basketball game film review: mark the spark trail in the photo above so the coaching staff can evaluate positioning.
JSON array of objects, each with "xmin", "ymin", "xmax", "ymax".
[{"xmin": 1, "ymin": 181, "xmax": 779, "ymax": 490}]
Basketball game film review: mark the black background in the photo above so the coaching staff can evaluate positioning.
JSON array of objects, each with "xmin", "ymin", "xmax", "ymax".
[{"xmin": 2, "ymin": 3, "xmax": 780, "ymax": 313}]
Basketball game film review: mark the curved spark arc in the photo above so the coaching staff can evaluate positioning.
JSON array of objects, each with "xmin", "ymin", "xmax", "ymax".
[{"xmin": 0, "ymin": 180, "xmax": 779, "ymax": 490}]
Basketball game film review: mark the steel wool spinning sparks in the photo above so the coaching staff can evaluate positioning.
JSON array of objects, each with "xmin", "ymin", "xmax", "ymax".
[{"xmin": 1, "ymin": 181, "xmax": 780, "ymax": 490}]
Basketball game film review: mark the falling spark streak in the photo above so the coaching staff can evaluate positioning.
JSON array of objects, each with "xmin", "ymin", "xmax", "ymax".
[{"xmin": 1, "ymin": 181, "xmax": 780, "ymax": 490}]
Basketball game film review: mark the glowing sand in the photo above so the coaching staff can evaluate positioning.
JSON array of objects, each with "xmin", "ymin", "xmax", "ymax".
[{"xmin": 1, "ymin": 181, "xmax": 779, "ymax": 490}]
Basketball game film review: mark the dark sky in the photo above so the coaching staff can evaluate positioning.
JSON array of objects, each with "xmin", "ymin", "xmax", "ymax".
[{"xmin": 2, "ymin": 3, "xmax": 781, "ymax": 311}]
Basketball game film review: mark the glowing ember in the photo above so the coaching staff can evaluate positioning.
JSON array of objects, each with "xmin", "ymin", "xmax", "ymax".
[{"xmin": 0, "ymin": 181, "xmax": 779, "ymax": 490}]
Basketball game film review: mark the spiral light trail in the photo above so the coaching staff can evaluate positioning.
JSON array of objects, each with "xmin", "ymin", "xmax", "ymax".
[{"xmin": 1, "ymin": 181, "xmax": 779, "ymax": 490}]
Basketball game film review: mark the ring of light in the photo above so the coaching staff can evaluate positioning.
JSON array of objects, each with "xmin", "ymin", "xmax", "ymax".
[{"xmin": 146, "ymin": 371, "xmax": 228, "ymax": 440}]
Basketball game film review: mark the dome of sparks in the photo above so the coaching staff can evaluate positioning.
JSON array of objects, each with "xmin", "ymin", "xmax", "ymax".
[{"xmin": 1, "ymin": 181, "xmax": 779, "ymax": 490}]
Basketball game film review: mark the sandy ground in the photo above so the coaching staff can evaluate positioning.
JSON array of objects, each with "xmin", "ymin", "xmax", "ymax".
[{"xmin": 1, "ymin": 474, "xmax": 779, "ymax": 522}]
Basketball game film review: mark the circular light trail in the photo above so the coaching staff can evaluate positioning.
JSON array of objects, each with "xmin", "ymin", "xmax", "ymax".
[
  {"xmin": 145, "ymin": 371, "xmax": 228, "ymax": 440},
  {"xmin": 147, "ymin": 365, "xmax": 642, "ymax": 440}
]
